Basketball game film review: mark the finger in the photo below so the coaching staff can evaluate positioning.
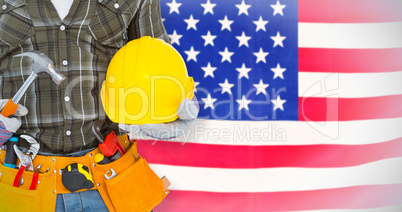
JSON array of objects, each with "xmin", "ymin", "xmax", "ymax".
[
  {"xmin": 118, "ymin": 123, "xmax": 141, "ymax": 134},
  {"xmin": 0, "ymin": 99, "xmax": 9, "ymax": 109},
  {"xmin": 140, "ymin": 119, "xmax": 193, "ymax": 139},
  {"xmin": 3, "ymin": 116, "xmax": 22, "ymax": 133},
  {"xmin": 118, "ymin": 123, "xmax": 130, "ymax": 131},
  {"xmin": 0, "ymin": 100, "xmax": 28, "ymax": 117},
  {"xmin": 178, "ymin": 99, "xmax": 199, "ymax": 120},
  {"xmin": 187, "ymin": 101, "xmax": 199, "ymax": 119},
  {"xmin": 14, "ymin": 104, "xmax": 28, "ymax": 117},
  {"xmin": 191, "ymin": 95, "xmax": 200, "ymax": 111},
  {"xmin": 140, "ymin": 123, "xmax": 177, "ymax": 139},
  {"xmin": 157, "ymin": 119, "xmax": 193, "ymax": 139},
  {"xmin": 140, "ymin": 123, "xmax": 170, "ymax": 132}
]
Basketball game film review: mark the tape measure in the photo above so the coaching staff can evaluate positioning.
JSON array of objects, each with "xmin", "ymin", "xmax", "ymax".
[{"xmin": 62, "ymin": 163, "xmax": 94, "ymax": 192}]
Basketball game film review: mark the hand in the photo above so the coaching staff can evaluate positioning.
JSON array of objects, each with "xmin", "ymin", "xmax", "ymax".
[
  {"xmin": 120, "ymin": 96, "xmax": 199, "ymax": 140},
  {"xmin": 0, "ymin": 99, "xmax": 28, "ymax": 145}
]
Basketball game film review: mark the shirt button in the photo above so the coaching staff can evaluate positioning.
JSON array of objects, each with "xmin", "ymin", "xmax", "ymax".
[
  {"xmin": 114, "ymin": 3, "xmax": 119, "ymax": 9},
  {"xmin": 60, "ymin": 25, "xmax": 66, "ymax": 31},
  {"xmin": 64, "ymin": 96, "xmax": 70, "ymax": 102},
  {"xmin": 62, "ymin": 60, "xmax": 68, "ymax": 66},
  {"xmin": 66, "ymin": 130, "xmax": 71, "ymax": 136},
  {"xmin": 2, "ymin": 4, "xmax": 7, "ymax": 10},
  {"xmin": 98, "ymin": 0, "xmax": 103, "ymax": 2}
]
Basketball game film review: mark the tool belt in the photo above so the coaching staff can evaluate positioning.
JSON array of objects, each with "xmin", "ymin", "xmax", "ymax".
[{"xmin": 0, "ymin": 134, "xmax": 170, "ymax": 212}]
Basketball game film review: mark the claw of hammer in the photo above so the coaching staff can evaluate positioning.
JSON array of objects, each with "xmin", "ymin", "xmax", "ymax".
[{"xmin": 15, "ymin": 51, "xmax": 66, "ymax": 85}]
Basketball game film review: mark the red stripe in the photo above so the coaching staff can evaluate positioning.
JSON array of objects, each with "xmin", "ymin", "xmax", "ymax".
[
  {"xmin": 136, "ymin": 138, "xmax": 402, "ymax": 168},
  {"xmin": 299, "ymin": 0, "xmax": 402, "ymax": 23},
  {"xmin": 299, "ymin": 95, "xmax": 402, "ymax": 122},
  {"xmin": 155, "ymin": 184, "xmax": 402, "ymax": 211},
  {"xmin": 299, "ymin": 48, "xmax": 402, "ymax": 73}
]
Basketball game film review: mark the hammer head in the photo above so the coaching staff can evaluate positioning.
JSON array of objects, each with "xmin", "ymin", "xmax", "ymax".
[{"xmin": 15, "ymin": 51, "xmax": 66, "ymax": 85}]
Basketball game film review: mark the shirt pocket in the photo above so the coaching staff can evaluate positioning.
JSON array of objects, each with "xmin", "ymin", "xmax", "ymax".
[
  {"xmin": 88, "ymin": 0, "xmax": 133, "ymax": 48},
  {"xmin": 0, "ymin": 1, "xmax": 34, "ymax": 47}
]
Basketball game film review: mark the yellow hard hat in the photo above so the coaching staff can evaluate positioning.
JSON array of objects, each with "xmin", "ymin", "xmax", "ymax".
[{"xmin": 100, "ymin": 36, "xmax": 194, "ymax": 125}]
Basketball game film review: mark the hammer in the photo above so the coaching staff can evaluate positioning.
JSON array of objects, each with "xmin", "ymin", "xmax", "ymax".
[{"xmin": 1, "ymin": 51, "xmax": 66, "ymax": 117}]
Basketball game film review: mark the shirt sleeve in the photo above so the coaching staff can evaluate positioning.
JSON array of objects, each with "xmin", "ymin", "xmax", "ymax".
[{"xmin": 127, "ymin": 0, "xmax": 170, "ymax": 43}]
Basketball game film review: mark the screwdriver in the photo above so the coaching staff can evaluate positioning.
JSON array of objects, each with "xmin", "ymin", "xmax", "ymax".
[
  {"xmin": 4, "ymin": 137, "xmax": 19, "ymax": 168},
  {"xmin": 94, "ymin": 153, "xmax": 112, "ymax": 164}
]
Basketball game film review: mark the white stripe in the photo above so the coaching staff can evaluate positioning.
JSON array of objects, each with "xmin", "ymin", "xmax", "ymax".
[
  {"xmin": 295, "ymin": 204, "xmax": 402, "ymax": 212},
  {"xmin": 299, "ymin": 22, "xmax": 402, "ymax": 49},
  {"xmin": 18, "ymin": 45, "xmax": 29, "ymax": 132},
  {"xmin": 299, "ymin": 71, "xmax": 402, "ymax": 98},
  {"xmin": 129, "ymin": 117, "xmax": 402, "ymax": 145},
  {"xmin": 150, "ymin": 157, "xmax": 402, "ymax": 192},
  {"xmin": 149, "ymin": 0, "xmax": 155, "ymax": 37},
  {"xmin": 77, "ymin": 0, "xmax": 91, "ymax": 145},
  {"xmin": 88, "ymin": 26, "xmax": 97, "ymax": 40}
]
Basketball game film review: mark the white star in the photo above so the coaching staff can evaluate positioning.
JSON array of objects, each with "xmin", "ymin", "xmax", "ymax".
[
  {"xmin": 201, "ymin": 63, "xmax": 217, "ymax": 78},
  {"xmin": 201, "ymin": 31, "xmax": 217, "ymax": 46},
  {"xmin": 201, "ymin": 94, "xmax": 217, "ymax": 109},
  {"xmin": 218, "ymin": 16, "xmax": 234, "ymax": 31},
  {"xmin": 270, "ymin": 0, "xmax": 286, "ymax": 16},
  {"xmin": 270, "ymin": 31, "xmax": 286, "ymax": 47},
  {"xmin": 184, "ymin": 15, "xmax": 199, "ymax": 30},
  {"xmin": 219, "ymin": 47, "xmax": 234, "ymax": 63},
  {"xmin": 168, "ymin": 30, "xmax": 182, "ymax": 45},
  {"xmin": 184, "ymin": 46, "xmax": 200, "ymax": 62},
  {"xmin": 167, "ymin": 0, "xmax": 182, "ymax": 14},
  {"xmin": 271, "ymin": 95, "xmax": 286, "ymax": 111},
  {"xmin": 219, "ymin": 79, "xmax": 234, "ymax": 95},
  {"xmin": 201, "ymin": 0, "xmax": 216, "ymax": 15},
  {"xmin": 253, "ymin": 79, "xmax": 269, "ymax": 95},
  {"xmin": 235, "ymin": 0, "xmax": 251, "ymax": 16},
  {"xmin": 236, "ymin": 31, "xmax": 251, "ymax": 47},
  {"xmin": 236, "ymin": 95, "xmax": 252, "ymax": 111},
  {"xmin": 271, "ymin": 63, "xmax": 286, "ymax": 79},
  {"xmin": 253, "ymin": 48, "xmax": 269, "ymax": 63},
  {"xmin": 194, "ymin": 81, "xmax": 200, "ymax": 93},
  {"xmin": 253, "ymin": 16, "xmax": 269, "ymax": 32},
  {"xmin": 236, "ymin": 63, "xmax": 251, "ymax": 79}
]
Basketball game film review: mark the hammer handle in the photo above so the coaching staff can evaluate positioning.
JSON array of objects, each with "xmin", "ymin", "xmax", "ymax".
[
  {"xmin": 1, "ymin": 73, "xmax": 37, "ymax": 117},
  {"xmin": 1, "ymin": 98, "xmax": 18, "ymax": 117}
]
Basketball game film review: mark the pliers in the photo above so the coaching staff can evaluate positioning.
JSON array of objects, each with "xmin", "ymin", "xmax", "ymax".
[{"xmin": 13, "ymin": 135, "xmax": 40, "ymax": 190}]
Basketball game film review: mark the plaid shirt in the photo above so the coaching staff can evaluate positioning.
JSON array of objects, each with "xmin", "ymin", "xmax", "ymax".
[{"xmin": 0, "ymin": 0, "xmax": 169, "ymax": 153}]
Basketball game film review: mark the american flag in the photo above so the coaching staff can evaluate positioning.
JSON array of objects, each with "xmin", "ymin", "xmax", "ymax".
[{"xmin": 134, "ymin": 0, "xmax": 402, "ymax": 211}]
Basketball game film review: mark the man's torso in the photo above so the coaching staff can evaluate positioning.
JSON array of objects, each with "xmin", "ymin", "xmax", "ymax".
[{"xmin": 0, "ymin": 0, "xmax": 143, "ymax": 153}]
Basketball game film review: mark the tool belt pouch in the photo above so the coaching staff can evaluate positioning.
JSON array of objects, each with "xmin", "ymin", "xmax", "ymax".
[
  {"xmin": 0, "ymin": 172, "xmax": 41, "ymax": 211},
  {"xmin": 0, "ymin": 152, "xmax": 52, "ymax": 211},
  {"xmin": 0, "ymin": 135, "xmax": 169, "ymax": 212},
  {"xmin": 93, "ymin": 138, "xmax": 169, "ymax": 212},
  {"xmin": 106, "ymin": 157, "xmax": 167, "ymax": 212}
]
